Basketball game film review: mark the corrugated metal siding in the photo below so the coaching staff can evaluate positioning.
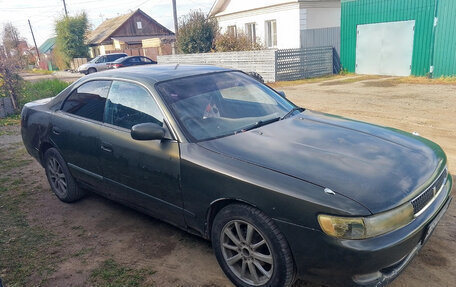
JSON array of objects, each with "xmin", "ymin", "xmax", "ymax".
[
  {"xmin": 341, "ymin": 0, "xmax": 437, "ymax": 76},
  {"xmin": 301, "ymin": 27, "xmax": 340, "ymax": 56},
  {"xmin": 433, "ymin": 0, "xmax": 456, "ymax": 77}
]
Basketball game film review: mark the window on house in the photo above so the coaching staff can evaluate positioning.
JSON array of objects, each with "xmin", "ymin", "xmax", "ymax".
[
  {"xmin": 136, "ymin": 21, "xmax": 142, "ymax": 29},
  {"xmin": 227, "ymin": 25, "xmax": 237, "ymax": 36},
  {"xmin": 245, "ymin": 23, "xmax": 256, "ymax": 43},
  {"xmin": 265, "ymin": 20, "xmax": 277, "ymax": 48}
]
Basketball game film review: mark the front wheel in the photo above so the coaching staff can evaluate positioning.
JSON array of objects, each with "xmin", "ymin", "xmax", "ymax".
[
  {"xmin": 44, "ymin": 148, "xmax": 86, "ymax": 203},
  {"xmin": 211, "ymin": 204, "xmax": 295, "ymax": 287}
]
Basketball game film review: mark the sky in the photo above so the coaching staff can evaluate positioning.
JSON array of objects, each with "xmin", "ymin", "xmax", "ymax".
[{"xmin": 0, "ymin": 0, "xmax": 215, "ymax": 48}]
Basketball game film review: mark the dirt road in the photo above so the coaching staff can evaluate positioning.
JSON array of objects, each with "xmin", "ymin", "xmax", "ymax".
[{"xmin": 0, "ymin": 76, "xmax": 454, "ymax": 287}]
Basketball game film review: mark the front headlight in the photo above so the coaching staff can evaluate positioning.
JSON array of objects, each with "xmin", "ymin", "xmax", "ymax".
[{"xmin": 318, "ymin": 203, "xmax": 414, "ymax": 239}]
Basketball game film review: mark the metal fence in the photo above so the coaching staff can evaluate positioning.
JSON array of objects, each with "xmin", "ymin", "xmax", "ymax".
[
  {"xmin": 158, "ymin": 50, "xmax": 277, "ymax": 82},
  {"xmin": 300, "ymin": 27, "xmax": 341, "ymax": 73},
  {"xmin": 158, "ymin": 47, "xmax": 333, "ymax": 82},
  {"xmin": 276, "ymin": 47, "xmax": 333, "ymax": 81}
]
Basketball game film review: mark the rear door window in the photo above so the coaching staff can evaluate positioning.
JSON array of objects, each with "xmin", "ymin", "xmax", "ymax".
[
  {"xmin": 129, "ymin": 57, "xmax": 141, "ymax": 64},
  {"xmin": 104, "ymin": 81, "xmax": 163, "ymax": 130},
  {"xmin": 61, "ymin": 80, "xmax": 112, "ymax": 122},
  {"xmin": 141, "ymin": 57, "xmax": 153, "ymax": 63}
]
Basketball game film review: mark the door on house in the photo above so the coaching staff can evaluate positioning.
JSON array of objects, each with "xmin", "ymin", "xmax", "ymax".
[{"xmin": 356, "ymin": 20, "xmax": 415, "ymax": 76}]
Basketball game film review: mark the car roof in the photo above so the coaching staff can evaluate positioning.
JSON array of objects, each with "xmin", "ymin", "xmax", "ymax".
[
  {"xmin": 81, "ymin": 64, "xmax": 232, "ymax": 84},
  {"xmin": 113, "ymin": 55, "xmax": 149, "ymax": 62}
]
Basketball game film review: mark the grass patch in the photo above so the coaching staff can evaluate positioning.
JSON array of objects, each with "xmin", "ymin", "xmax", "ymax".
[
  {"xmin": 393, "ymin": 76, "xmax": 456, "ymax": 85},
  {"xmin": 268, "ymin": 75, "xmax": 342, "ymax": 89},
  {"xmin": 0, "ymin": 144, "xmax": 60, "ymax": 286},
  {"xmin": 18, "ymin": 79, "xmax": 69, "ymax": 108},
  {"xmin": 0, "ymin": 114, "xmax": 20, "ymax": 126},
  {"xmin": 90, "ymin": 259, "xmax": 155, "ymax": 287},
  {"xmin": 27, "ymin": 69, "xmax": 54, "ymax": 75},
  {"xmin": 319, "ymin": 75, "xmax": 385, "ymax": 86},
  {"xmin": 362, "ymin": 76, "xmax": 456, "ymax": 87}
]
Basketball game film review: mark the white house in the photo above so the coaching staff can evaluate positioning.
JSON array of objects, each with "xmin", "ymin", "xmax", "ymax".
[{"xmin": 209, "ymin": 0, "xmax": 341, "ymax": 49}]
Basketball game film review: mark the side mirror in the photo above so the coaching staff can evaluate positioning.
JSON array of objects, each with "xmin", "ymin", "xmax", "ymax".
[
  {"xmin": 131, "ymin": 123, "xmax": 165, "ymax": 141},
  {"xmin": 277, "ymin": 91, "xmax": 286, "ymax": 98}
]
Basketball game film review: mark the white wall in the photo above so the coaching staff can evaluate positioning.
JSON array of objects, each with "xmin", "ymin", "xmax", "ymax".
[{"xmin": 217, "ymin": 5, "xmax": 301, "ymax": 49}]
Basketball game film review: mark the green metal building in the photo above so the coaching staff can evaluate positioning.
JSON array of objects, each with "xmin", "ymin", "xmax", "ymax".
[{"xmin": 341, "ymin": 0, "xmax": 456, "ymax": 77}]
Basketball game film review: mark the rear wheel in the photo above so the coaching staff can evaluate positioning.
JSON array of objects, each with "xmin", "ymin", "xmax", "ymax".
[
  {"xmin": 44, "ymin": 148, "xmax": 85, "ymax": 203},
  {"xmin": 211, "ymin": 204, "xmax": 295, "ymax": 287}
]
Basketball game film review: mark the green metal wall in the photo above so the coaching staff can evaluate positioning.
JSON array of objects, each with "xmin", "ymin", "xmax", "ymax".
[
  {"xmin": 433, "ymin": 0, "xmax": 456, "ymax": 77},
  {"xmin": 341, "ymin": 0, "xmax": 437, "ymax": 76}
]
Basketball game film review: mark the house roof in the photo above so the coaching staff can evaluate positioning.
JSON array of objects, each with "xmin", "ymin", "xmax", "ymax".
[
  {"xmin": 209, "ymin": 0, "xmax": 338, "ymax": 17},
  {"xmin": 86, "ymin": 9, "xmax": 174, "ymax": 46},
  {"xmin": 87, "ymin": 11, "xmax": 135, "ymax": 45},
  {"xmin": 38, "ymin": 37, "xmax": 56, "ymax": 54},
  {"xmin": 209, "ymin": 0, "xmax": 293, "ymax": 16}
]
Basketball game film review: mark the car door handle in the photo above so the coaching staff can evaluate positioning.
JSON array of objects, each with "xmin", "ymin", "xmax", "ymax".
[
  {"xmin": 52, "ymin": 127, "xmax": 61, "ymax": 135},
  {"xmin": 100, "ymin": 143, "xmax": 113, "ymax": 153}
]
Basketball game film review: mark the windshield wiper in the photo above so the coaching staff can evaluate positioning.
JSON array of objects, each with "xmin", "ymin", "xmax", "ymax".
[
  {"xmin": 281, "ymin": 107, "xmax": 303, "ymax": 120},
  {"xmin": 236, "ymin": 117, "xmax": 281, "ymax": 133}
]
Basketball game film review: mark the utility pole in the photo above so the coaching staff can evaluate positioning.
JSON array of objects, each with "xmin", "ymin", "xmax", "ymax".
[
  {"xmin": 172, "ymin": 0, "xmax": 178, "ymax": 35},
  {"xmin": 63, "ymin": 0, "xmax": 68, "ymax": 17},
  {"xmin": 28, "ymin": 19, "xmax": 40, "ymax": 64}
]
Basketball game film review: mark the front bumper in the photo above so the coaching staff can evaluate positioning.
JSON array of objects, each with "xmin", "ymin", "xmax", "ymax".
[{"xmin": 274, "ymin": 174, "xmax": 453, "ymax": 286}]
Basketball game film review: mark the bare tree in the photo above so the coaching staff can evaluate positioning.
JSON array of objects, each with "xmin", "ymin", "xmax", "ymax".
[
  {"xmin": 0, "ymin": 23, "xmax": 24, "ymax": 111},
  {"xmin": 2, "ymin": 22, "xmax": 22, "ymax": 59}
]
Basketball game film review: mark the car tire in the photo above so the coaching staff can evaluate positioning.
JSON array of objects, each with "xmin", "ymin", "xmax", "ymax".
[
  {"xmin": 211, "ymin": 204, "xmax": 295, "ymax": 287},
  {"xmin": 87, "ymin": 67, "xmax": 96, "ymax": 74},
  {"xmin": 44, "ymin": 148, "xmax": 86, "ymax": 203}
]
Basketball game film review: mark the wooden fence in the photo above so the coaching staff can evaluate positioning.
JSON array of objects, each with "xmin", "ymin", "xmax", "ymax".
[
  {"xmin": 0, "ymin": 97, "xmax": 15, "ymax": 118},
  {"xmin": 106, "ymin": 44, "xmax": 173, "ymax": 61}
]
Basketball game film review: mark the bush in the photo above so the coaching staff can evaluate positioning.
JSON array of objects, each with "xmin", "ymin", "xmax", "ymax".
[
  {"xmin": 19, "ymin": 79, "xmax": 69, "ymax": 108},
  {"xmin": 177, "ymin": 10, "xmax": 218, "ymax": 54},
  {"xmin": 215, "ymin": 31, "xmax": 263, "ymax": 52}
]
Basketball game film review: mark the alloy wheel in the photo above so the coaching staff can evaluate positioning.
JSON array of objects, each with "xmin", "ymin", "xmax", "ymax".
[
  {"xmin": 47, "ymin": 156, "xmax": 67, "ymax": 197},
  {"xmin": 221, "ymin": 220, "xmax": 274, "ymax": 286}
]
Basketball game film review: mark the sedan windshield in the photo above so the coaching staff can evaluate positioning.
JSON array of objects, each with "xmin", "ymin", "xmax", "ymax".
[{"xmin": 156, "ymin": 71, "xmax": 298, "ymax": 141}]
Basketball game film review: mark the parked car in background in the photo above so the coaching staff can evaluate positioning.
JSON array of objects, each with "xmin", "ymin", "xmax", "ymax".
[
  {"xmin": 21, "ymin": 65, "xmax": 452, "ymax": 287},
  {"xmin": 107, "ymin": 56, "xmax": 157, "ymax": 69},
  {"xmin": 77, "ymin": 53, "xmax": 127, "ymax": 74}
]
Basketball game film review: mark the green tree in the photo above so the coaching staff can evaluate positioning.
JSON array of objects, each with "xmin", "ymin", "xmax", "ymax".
[
  {"xmin": 55, "ymin": 13, "xmax": 89, "ymax": 69},
  {"xmin": 177, "ymin": 10, "xmax": 218, "ymax": 54}
]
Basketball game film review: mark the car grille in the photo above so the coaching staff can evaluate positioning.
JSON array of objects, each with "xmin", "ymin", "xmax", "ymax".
[{"xmin": 411, "ymin": 168, "xmax": 448, "ymax": 215}]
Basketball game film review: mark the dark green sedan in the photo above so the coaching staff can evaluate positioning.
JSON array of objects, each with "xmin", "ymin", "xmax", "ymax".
[{"xmin": 21, "ymin": 65, "xmax": 452, "ymax": 287}]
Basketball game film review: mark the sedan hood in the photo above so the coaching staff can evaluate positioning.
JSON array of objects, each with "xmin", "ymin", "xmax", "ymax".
[{"xmin": 198, "ymin": 111, "xmax": 446, "ymax": 213}]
